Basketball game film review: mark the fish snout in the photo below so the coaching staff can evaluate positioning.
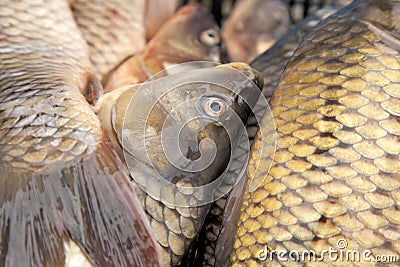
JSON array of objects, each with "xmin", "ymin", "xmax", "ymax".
[{"xmin": 218, "ymin": 62, "xmax": 264, "ymax": 90}]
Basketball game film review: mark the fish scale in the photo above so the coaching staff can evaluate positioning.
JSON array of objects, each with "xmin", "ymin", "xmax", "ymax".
[
  {"xmin": 0, "ymin": 0, "xmax": 95, "ymax": 171},
  {"xmin": 0, "ymin": 0, "xmax": 161, "ymax": 266},
  {"xmin": 71, "ymin": 0, "xmax": 146, "ymax": 79},
  {"xmin": 231, "ymin": 0, "xmax": 400, "ymax": 266},
  {"xmin": 213, "ymin": 3, "xmax": 350, "ymax": 266},
  {"xmin": 101, "ymin": 82, "xmax": 214, "ymax": 266},
  {"xmin": 96, "ymin": 63, "xmax": 263, "ymax": 266},
  {"xmin": 143, "ymin": 186, "xmax": 209, "ymax": 265}
]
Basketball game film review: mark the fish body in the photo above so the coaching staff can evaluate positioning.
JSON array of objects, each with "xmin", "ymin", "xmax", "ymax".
[
  {"xmin": 231, "ymin": 0, "xmax": 400, "ymax": 266},
  {"xmin": 103, "ymin": 3, "xmax": 221, "ymax": 92},
  {"xmin": 212, "ymin": 3, "xmax": 351, "ymax": 266},
  {"xmin": 222, "ymin": 0, "xmax": 291, "ymax": 63},
  {"xmin": 96, "ymin": 63, "xmax": 263, "ymax": 265},
  {"xmin": 0, "ymin": 0, "xmax": 161, "ymax": 266},
  {"xmin": 197, "ymin": 4, "xmax": 328, "ymax": 264},
  {"xmin": 71, "ymin": 0, "xmax": 147, "ymax": 79}
]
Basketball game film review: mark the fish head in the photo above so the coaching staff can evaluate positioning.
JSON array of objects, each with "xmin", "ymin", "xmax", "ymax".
[
  {"xmin": 146, "ymin": 3, "xmax": 221, "ymax": 64},
  {"xmin": 222, "ymin": 0, "xmax": 291, "ymax": 62},
  {"xmin": 144, "ymin": 0, "xmax": 179, "ymax": 41},
  {"xmin": 119, "ymin": 63, "xmax": 262, "ymax": 205}
]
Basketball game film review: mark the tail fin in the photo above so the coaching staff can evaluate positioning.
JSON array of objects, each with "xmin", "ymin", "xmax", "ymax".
[{"xmin": 0, "ymin": 141, "xmax": 162, "ymax": 267}]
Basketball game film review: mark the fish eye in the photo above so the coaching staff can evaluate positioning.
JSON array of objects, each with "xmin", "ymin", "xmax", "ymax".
[
  {"xmin": 201, "ymin": 97, "xmax": 227, "ymax": 117},
  {"xmin": 200, "ymin": 29, "xmax": 221, "ymax": 46}
]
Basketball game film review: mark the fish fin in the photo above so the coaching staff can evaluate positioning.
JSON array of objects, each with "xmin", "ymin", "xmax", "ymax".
[
  {"xmin": 83, "ymin": 74, "xmax": 103, "ymax": 106},
  {"xmin": 0, "ymin": 141, "xmax": 162, "ymax": 267},
  {"xmin": 215, "ymin": 174, "xmax": 248, "ymax": 266}
]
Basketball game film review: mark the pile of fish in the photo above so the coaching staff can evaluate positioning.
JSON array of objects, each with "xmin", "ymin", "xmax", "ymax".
[{"xmin": 0, "ymin": 0, "xmax": 399, "ymax": 266}]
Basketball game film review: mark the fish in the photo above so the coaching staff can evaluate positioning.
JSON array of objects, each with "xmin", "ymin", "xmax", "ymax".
[
  {"xmin": 0, "ymin": 0, "xmax": 161, "ymax": 266},
  {"xmin": 103, "ymin": 3, "xmax": 221, "ymax": 92},
  {"xmin": 210, "ymin": 3, "xmax": 352, "ymax": 266},
  {"xmin": 286, "ymin": 0, "xmax": 351, "ymax": 23},
  {"xmin": 221, "ymin": 0, "xmax": 291, "ymax": 63},
  {"xmin": 70, "ymin": 0, "xmax": 147, "ymax": 79},
  {"xmin": 95, "ymin": 62, "xmax": 263, "ymax": 265},
  {"xmin": 230, "ymin": 0, "xmax": 400, "ymax": 266},
  {"xmin": 145, "ymin": 0, "xmax": 179, "ymax": 41},
  {"xmin": 196, "ymin": 4, "xmax": 320, "ymax": 264}
]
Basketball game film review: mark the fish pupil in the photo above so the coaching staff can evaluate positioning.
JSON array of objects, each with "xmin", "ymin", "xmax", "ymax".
[{"xmin": 210, "ymin": 101, "xmax": 221, "ymax": 112}]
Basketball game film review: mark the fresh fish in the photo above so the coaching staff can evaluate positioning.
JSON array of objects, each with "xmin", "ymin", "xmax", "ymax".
[
  {"xmin": 210, "ymin": 3, "xmax": 351, "ymax": 266},
  {"xmin": 145, "ymin": 0, "xmax": 179, "ymax": 41},
  {"xmin": 231, "ymin": 0, "xmax": 400, "ymax": 265},
  {"xmin": 95, "ymin": 63, "xmax": 263, "ymax": 265},
  {"xmin": 103, "ymin": 3, "xmax": 221, "ymax": 92},
  {"xmin": 0, "ymin": 0, "xmax": 161, "ymax": 266},
  {"xmin": 71, "ymin": 0, "xmax": 147, "ymax": 79},
  {"xmin": 222, "ymin": 0, "xmax": 291, "ymax": 63}
]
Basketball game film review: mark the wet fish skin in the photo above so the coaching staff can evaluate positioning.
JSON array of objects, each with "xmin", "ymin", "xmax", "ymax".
[
  {"xmin": 222, "ymin": 0, "xmax": 291, "ymax": 63},
  {"xmin": 210, "ymin": 3, "xmax": 351, "ymax": 267},
  {"xmin": 103, "ymin": 3, "xmax": 221, "ymax": 92},
  {"xmin": 231, "ymin": 0, "xmax": 400, "ymax": 266},
  {"xmin": 0, "ymin": 0, "xmax": 161, "ymax": 266},
  {"xmin": 96, "ymin": 63, "xmax": 263, "ymax": 265},
  {"xmin": 202, "ymin": 9, "xmax": 321, "ymax": 266},
  {"xmin": 145, "ymin": 0, "xmax": 179, "ymax": 41},
  {"xmin": 71, "ymin": 0, "xmax": 146, "ymax": 79}
]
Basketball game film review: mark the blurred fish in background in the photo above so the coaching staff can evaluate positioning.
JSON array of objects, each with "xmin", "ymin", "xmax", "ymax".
[
  {"xmin": 178, "ymin": 0, "xmax": 346, "ymax": 24},
  {"xmin": 145, "ymin": 0, "xmax": 180, "ymax": 41},
  {"xmin": 179, "ymin": 0, "xmax": 350, "ymax": 63},
  {"xmin": 103, "ymin": 3, "xmax": 221, "ymax": 92},
  {"xmin": 222, "ymin": 0, "xmax": 292, "ymax": 63},
  {"xmin": 71, "ymin": 0, "xmax": 147, "ymax": 80}
]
